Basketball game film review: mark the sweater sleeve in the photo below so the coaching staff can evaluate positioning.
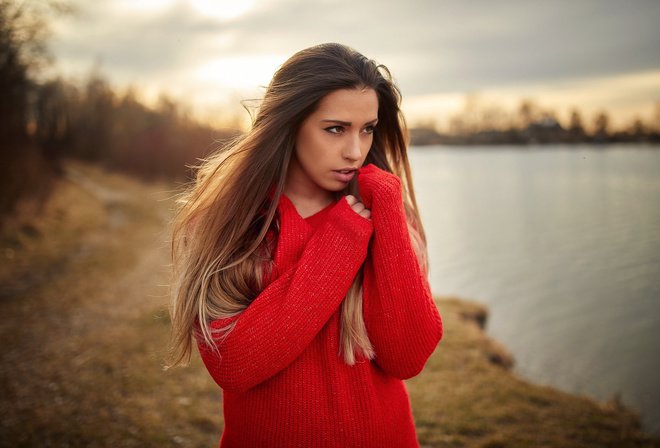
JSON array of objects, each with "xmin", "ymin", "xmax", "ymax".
[
  {"xmin": 358, "ymin": 164, "xmax": 443, "ymax": 380},
  {"xmin": 198, "ymin": 198, "xmax": 373, "ymax": 393}
]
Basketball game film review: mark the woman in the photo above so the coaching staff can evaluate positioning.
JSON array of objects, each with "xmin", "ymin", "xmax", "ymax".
[{"xmin": 169, "ymin": 43, "xmax": 443, "ymax": 447}]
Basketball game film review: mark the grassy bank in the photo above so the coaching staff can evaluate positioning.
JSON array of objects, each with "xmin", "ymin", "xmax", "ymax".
[
  {"xmin": 408, "ymin": 299, "xmax": 656, "ymax": 447},
  {"xmin": 0, "ymin": 162, "xmax": 657, "ymax": 447}
]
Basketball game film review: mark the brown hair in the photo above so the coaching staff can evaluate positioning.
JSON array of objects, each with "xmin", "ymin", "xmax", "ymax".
[{"xmin": 168, "ymin": 43, "xmax": 426, "ymax": 367}]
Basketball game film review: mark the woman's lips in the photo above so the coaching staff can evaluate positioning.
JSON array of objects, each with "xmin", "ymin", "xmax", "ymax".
[{"xmin": 333, "ymin": 169, "xmax": 356, "ymax": 183}]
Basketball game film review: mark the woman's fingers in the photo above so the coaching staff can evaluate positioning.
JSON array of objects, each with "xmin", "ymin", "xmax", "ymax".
[
  {"xmin": 346, "ymin": 195, "xmax": 364, "ymax": 213},
  {"xmin": 345, "ymin": 195, "xmax": 371, "ymax": 221}
]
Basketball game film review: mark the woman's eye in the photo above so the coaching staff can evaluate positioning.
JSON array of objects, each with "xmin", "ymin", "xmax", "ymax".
[
  {"xmin": 363, "ymin": 125, "xmax": 376, "ymax": 134},
  {"xmin": 325, "ymin": 126, "xmax": 343, "ymax": 134}
]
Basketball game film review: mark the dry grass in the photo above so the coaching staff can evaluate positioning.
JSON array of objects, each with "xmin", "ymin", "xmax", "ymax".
[
  {"xmin": 408, "ymin": 299, "xmax": 659, "ymax": 447},
  {"xmin": 0, "ymin": 161, "xmax": 658, "ymax": 447},
  {"xmin": 0, "ymin": 161, "xmax": 221, "ymax": 447}
]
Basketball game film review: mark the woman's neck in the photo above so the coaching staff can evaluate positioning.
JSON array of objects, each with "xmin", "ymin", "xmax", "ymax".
[{"xmin": 283, "ymin": 187, "xmax": 334, "ymax": 219}]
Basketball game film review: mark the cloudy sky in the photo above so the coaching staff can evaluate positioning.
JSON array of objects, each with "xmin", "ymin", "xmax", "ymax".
[{"xmin": 50, "ymin": 0, "xmax": 660, "ymax": 129}]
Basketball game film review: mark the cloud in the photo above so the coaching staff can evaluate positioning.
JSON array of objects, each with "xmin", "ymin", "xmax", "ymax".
[
  {"xmin": 49, "ymin": 0, "xmax": 660, "ymax": 122},
  {"xmin": 52, "ymin": 1, "xmax": 235, "ymax": 80},
  {"xmin": 202, "ymin": 0, "xmax": 660, "ymax": 94}
]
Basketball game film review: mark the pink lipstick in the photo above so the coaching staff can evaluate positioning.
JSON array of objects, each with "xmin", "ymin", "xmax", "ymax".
[{"xmin": 333, "ymin": 169, "xmax": 356, "ymax": 183}]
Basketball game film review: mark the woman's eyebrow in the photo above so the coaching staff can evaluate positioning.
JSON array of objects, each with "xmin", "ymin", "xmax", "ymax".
[{"xmin": 321, "ymin": 118, "xmax": 379, "ymax": 126}]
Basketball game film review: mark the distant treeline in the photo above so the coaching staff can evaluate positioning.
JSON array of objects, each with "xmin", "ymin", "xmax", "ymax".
[
  {"xmin": 1, "ymin": 71, "xmax": 237, "ymax": 218},
  {"xmin": 1, "ymin": 70, "xmax": 237, "ymax": 218},
  {"xmin": 0, "ymin": 0, "xmax": 236, "ymax": 219},
  {"xmin": 410, "ymin": 96, "xmax": 660, "ymax": 146},
  {"xmin": 29, "ymin": 73, "xmax": 238, "ymax": 178}
]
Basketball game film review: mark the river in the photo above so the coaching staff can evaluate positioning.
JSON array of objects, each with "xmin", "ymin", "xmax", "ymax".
[{"xmin": 408, "ymin": 144, "xmax": 660, "ymax": 435}]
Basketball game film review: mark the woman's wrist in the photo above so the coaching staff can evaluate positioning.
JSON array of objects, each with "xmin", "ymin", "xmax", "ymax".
[
  {"xmin": 358, "ymin": 164, "xmax": 402, "ymax": 209},
  {"xmin": 326, "ymin": 197, "xmax": 373, "ymax": 239}
]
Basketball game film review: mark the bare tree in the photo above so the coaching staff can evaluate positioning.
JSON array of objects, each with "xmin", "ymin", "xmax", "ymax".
[
  {"xmin": 0, "ymin": 0, "xmax": 74, "ymax": 142},
  {"xmin": 593, "ymin": 110, "xmax": 610, "ymax": 141},
  {"xmin": 517, "ymin": 99, "xmax": 540, "ymax": 129},
  {"xmin": 0, "ymin": 0, "xmax": 74, "ymax": 220},
  {"xmin": 568, "ymin": 108, "xmax": 586, "ymax": 141}
]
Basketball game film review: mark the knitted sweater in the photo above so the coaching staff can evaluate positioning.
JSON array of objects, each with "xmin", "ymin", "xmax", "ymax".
[{"xmin": 198, "ymin": 165, "xmax": 443, "ymax": 447}]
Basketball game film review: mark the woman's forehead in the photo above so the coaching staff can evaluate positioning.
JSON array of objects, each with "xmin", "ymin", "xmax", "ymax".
[{"xmin": 313, "ymin": 88, "xmax": 379, "ymax": 118}]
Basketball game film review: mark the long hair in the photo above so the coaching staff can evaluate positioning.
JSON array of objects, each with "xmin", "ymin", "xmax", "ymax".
[{"xmin": 168, "ymin": 43, "xmax": 426, "ymax": 367}]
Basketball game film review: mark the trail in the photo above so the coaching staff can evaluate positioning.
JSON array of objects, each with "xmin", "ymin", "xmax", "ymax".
[{"xmin": 0, "ymin": 162, "xmax": 222, "ymax": 448}]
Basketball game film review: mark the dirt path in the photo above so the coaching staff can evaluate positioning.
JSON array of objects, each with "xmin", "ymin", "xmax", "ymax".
[{"xmin": 0, "ymin": 162, "xmax": 222, "ymax": 447}]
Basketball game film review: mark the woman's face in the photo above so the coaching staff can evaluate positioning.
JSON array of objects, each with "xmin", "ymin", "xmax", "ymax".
[{"xmin": 286, "ymin": 88, "xmax": 379, "ymax": 205}]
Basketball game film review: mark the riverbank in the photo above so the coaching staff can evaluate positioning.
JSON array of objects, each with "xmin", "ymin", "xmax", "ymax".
[
  {"xmin": 408, "ymin": 298, "xmax": 657, "ymax": 447},
  {"xmin": 0, "ymin": 161, "xmax": 657, "ymax": 447}
]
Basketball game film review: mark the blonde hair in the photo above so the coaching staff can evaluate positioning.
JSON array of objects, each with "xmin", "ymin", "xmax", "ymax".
[{"xmin": 168, "ymin": 43, "xmax": 426, "ymax": 368}]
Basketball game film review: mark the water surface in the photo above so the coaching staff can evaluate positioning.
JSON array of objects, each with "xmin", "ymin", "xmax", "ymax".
[{"xmin": 408, "ymin": 144, "xmax": 660, "ymax": 434}]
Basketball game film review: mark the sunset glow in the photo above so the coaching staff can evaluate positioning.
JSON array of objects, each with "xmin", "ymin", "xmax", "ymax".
[
  {"xmin": 195, "ymin": 55, "xmax": 286, "ymax": 90},
  {"xmin": 47, "ymin": 1, "xmax": 660, "ymax": 130},
  {"xmin": 117, "ymin": 0, "xmax": 176, "ymax": 11},
  {"xmin": 190, "ymin": 0, "xmax": 256, "ymax": 19}
]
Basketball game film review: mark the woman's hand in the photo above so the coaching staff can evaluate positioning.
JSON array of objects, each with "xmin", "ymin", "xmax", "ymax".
[
  {"xmin": 345, "ymin": 195, "xmax": 371, "ymax": 221},
  {"xmin": 357, "ymin": 164, "xmax": 402, "ymax": 209}
]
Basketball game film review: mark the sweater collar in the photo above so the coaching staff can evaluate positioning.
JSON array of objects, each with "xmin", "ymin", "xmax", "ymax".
[{"xmin": 277, "ymin": 194, "xmax": 336, "ymax": 230}]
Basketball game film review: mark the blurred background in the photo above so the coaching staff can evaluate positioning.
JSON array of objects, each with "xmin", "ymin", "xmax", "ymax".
[{"xmin": 1, "ymin": 0, "xmax": 659, "ymax": 445}]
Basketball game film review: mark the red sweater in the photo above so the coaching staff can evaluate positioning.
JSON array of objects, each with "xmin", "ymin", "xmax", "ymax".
[{"xmin": 198, "ymin": 165, "xmax": 443, "ymax": 447}]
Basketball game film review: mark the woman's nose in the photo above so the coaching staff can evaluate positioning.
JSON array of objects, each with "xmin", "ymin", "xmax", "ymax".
[{"xmin": 342, "ymin": 134, "xmax": 362, "ymax": 161}]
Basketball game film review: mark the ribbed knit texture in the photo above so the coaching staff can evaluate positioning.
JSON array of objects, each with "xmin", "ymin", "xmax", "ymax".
[{"xmin": 198, "ymin": 164, "xmax": 443, "ymax": 447}]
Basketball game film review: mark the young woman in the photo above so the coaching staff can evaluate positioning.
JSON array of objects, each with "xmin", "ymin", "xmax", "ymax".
[{"xmin": 169, "ymin": 43, "xmax": 443, "ymax": 447}]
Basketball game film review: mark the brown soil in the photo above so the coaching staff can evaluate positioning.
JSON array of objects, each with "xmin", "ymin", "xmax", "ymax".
[{"xmin": 0, "ymin": 162, "xmax": 221, "ymax": 447}]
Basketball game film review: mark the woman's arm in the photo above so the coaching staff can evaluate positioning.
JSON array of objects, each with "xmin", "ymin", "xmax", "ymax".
[
  {"xmin": 198, "ymin": 198, "xmax": 373, "ymax": 393},
  {"xmin": 358, "ymin": 164, "xmax": 443, "ymax": 379}
]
